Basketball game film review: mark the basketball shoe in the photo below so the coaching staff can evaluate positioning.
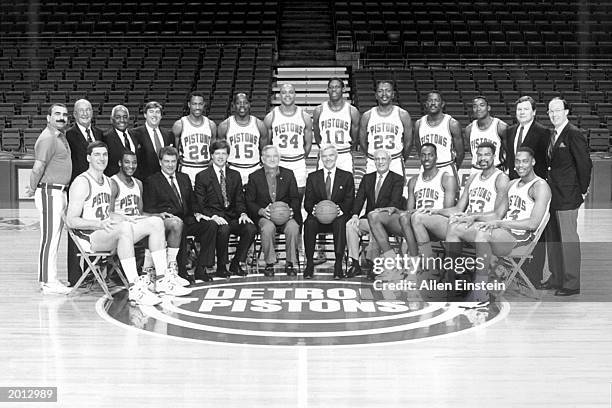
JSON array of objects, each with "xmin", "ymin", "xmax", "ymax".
[
  {"xmin": 166, "ymin": 261, "xmax": 190, "ymax": 287},
  {"xmin": 156, "ymin": 275, "xmax": 192, "ymax": 296},
  {"xmin": 128, "ymin": 276, "xmax": 162, "ymax": 306},
  {"xmin": 41, "ymin": 280, "xmax": 71, "ymax": 295}
]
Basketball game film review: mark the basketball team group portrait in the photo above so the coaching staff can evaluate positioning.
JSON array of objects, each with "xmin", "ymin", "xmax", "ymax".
[{"xmin": 1, "ymin": 1, "xmax": 611, "ymax": 407}]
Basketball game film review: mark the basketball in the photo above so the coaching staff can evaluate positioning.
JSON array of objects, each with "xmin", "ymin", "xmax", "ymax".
[
  {"xmin": 269, "ymin": 201, "xmax": 291, "ymax": 225},
  {"xmin": 315, "ymin": 200, "xmax": 338, "ymax": 224}
]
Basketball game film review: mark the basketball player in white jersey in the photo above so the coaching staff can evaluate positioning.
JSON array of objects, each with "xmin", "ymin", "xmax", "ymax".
[
  {"xmin": 411, "ymin": 142, "xmax": 509, "ymax": 263},
  {"xmin": 359, "ymin": 80, "xmax": 412, "ymax": 176},
  {"xmin": 446, "ymin": 146, "xmax": 551, "ymax": 302},
  {"xmin": 217, "ymin": 93, "xmax": 267, "ymax": 185},
  {"xmin": 109, "ymin": 150, "xmax": 189, "ymax": 284},
  {"xmin": 66, "ymin": 141, "xmax": 191, "ymax": 306},
  {"xmin": 368, "ymin": 143, "xmax": 457, "ymax": 280},
  {"xmin": 172, "ymin": 91, "xmax": 216, "ymax": 187},
  {"xmin": 313, "ymin": 77, "xmax": 360, "ymax": 172},
  {"xmin": 465, "ymin": 96, "xmax": 508, "ymax": 173},
  {"xmin": 414, "ymin": 91, "xmax": 464, "ymax": 180},
  {"xmin": 264, "ymin": 83, "xmax": 313, "ymax": 197}
]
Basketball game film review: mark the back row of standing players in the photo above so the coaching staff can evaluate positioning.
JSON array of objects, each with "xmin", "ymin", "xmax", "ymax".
[{"xmin": 122, "ymin": 78, "xmax": 506, "ymax": 190}]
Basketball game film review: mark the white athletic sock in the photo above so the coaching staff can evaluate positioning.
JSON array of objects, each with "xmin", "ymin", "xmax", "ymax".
[
  {"xmin": 167, "ymin": 247, "xmax": 179, "ymax": 264},
  {"xmin": 143, "ymin": 249, "xmax": 153, "ymax": 269},
  {"xmin": 120, "ymin": 257, "xmax": 139, "ymax": 283},
  {"xmin": 151, "ymin": 249, "xmax": 168, "ymax": 277}
]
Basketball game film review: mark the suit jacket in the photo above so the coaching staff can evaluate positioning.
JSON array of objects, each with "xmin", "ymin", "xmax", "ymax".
[
  {"xmin": 304, "ymin": 168, "xmax": 354, "ymax": 216},
  {"xmin": 142, "ymin": 171, "xmax": 197, "ymax": 225},
  {"xmin": 546, "ymin": 122, "xmax": 592, "ymax": 210},
  {"xmin": 352, "ymin": 170, "xmax": 405, "ymax": 217},
  {"xmin": 194, "ymin": 165, "xmax": 245, "ymax": 220},
  {"xmin": 102, "ymin": 127, "xmax": 139, "ymax": 177},
  {"xmin": 131, "ymin": 126, "xmax": 174, "ymax": 181},
  {"xmin": 245, "ymin": 166, "xmax": 302, "ymax": 225},
  {"xmin": 66, "ymin": 124, "xmax": 103, "ymax": 182},
  {"xmin": 507, "ymin": 120, "xmax": 549, "ymax": 180}
]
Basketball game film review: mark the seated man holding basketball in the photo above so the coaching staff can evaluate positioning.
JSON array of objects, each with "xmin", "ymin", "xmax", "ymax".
[
  {"xmin": 346, "ymin": 149, "xmax": 405, "ymax": 280},
  {"xmin": 303, "ymin": 144, "xmax": 355, "ymax": 279},
  {"xmin": 245, "ymin": 145, "xmax": 302, "ymax": 277},
  {"xmin": 369, "ymin": 143, "xmax": 457, "ymax": 280},
  {"xmin": 194, "ymin": 139, "xmax": 257, "ymax": 278}
]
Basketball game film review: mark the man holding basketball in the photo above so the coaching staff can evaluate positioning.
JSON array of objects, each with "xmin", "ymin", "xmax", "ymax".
[
  {"xmin": 303, "ymin": 145, "xmax": 354, "ymax": 280},
  {"xmin": 245, "ymin": 145, "xmax": 302, "ymax": 277}
]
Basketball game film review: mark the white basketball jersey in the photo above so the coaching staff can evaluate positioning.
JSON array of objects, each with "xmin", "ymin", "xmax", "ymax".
[
  {"xmin": 179, "ymin": 116, "xmax": 213, "ymax": 167},
  {"xmin": 319, "ymin": 102, "xmax": 352, "ymax": 154},
  {"xmin": 469, "ymin": 117, "xmax": 502, "ymax": 168},
  {"xmin": 111, "ymin": 175, "xmax": 141, "ymax": 216},
  {"xmin": 80, "ymin": 172, "xmax": 111, "ymax": 221},
  {"xmin": 227, "ymin": 116, "xmax": 261, "ymax": 169},
  {"xmin": 505, "ymin": 177, "xmax": 541, "ymax": 234},
  {"xmin": 271, "ymin": 106, "xmax": 306, "ymax": 162},
  {"xmin": 466, "ymin": 169, "xmax": 501, "ymax": 214},
  {"xmin": 418, "ymin": 114, "xmax": 454, "ymax": 167},
  {"xmin": 413, "ymin": 169, "xmax": 446, "ymax": 210},
  {"xmin": 367, "ymin": 106, "xmax": 404, "ymax": 160}
]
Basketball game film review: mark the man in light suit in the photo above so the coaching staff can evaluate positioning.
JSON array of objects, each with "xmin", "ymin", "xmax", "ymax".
[
  {"xmin": 132, "ymin": 101, "xmax": 174, "ymax": 181},
  {"xmin": 345, "ymin": 149, "xmax": 404, "ymax": 279},
  {"xmin": 506, "ymin": 95, "xmax": 550, "ymax": 285},
  {"xmin": 102, "ymin": 105, "xmax": 139, "ymax": 177},
  {"xmin": 65, "ymin": 98, "xmax": 103, "ymax": 286},
  {"xmin": 303, "ymin": 144, "xmax": 355, "ymax": 279},
  {"xmin": 545, "ymin": 97, "xmax": 592, "ymax": 296},
  {"xmin": 194, "ymin": 139, "xmax": 257, "ymax": 278},
  {"xmin": 143, "ymin": 146, "xmax": 217, "ymax": 283}
]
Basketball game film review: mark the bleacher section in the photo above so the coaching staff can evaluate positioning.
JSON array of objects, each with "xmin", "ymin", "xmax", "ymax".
[{"xmin": 0, "ymin": 41, "xmax": 274, "ymax": 155}]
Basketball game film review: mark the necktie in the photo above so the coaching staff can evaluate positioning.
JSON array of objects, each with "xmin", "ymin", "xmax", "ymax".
[
  {"xmin": 123, "ymin": 131, "xmax": 132, "ymax": 152},
  {"xmin": 169, "ymin": 175, "xmax": 182, "ymax": 205},
  {"xmin": 326, "ymin": 171, "xmax": 332, "ymax": 200},
  {"xmin": 85, "ymin": 128, "xmax": 93, "ymax": 143},
  {"xmin": 515, "ymin": 126, "xmax": 524, "ymax": 153},
  {"xmin": 547, "ymin": 129, "xmax": 557, "ymax": 161},
  {"xmin": 153, "ymin": 128, "xmax": 162, "ymax": 154},
  {"xmin": 220, "ymin": 168, "xmax": 229, "ymax": 207},
  {"xmin": 375, "ymin": 174, "xmax": 383, "ymax": 202}
]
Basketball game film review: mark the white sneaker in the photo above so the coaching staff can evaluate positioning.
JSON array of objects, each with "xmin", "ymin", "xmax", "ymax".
[
  {"xmin": 156, "ymin": 275, "xmax": 192, "ymax": 296},
  {"xmin": 41, "ymin": 281, "xmax": 71, "ymax": 295},
  {"xmin": 166, "ymin": 264, "xmax": 190, "ymax": 287},
  {"xmin": 377, "ymin": 268, "xmax": 404, "ymax": 282},
  {"xmin": 128, "ymin": 276, "xmax": 162, "ymax": 306}
]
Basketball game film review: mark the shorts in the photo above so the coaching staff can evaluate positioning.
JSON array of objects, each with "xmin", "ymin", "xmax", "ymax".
[
  {"xmin": 179, "ymin": 164, "xmax": 208, "ymax": 187},
  {"xmin": 280, "ymin": 158, "xmax": 307, "ymax": 188},
  {"xmin": 229, "ymin": 162, "xmax": 262, "ymax": 186},
  {"xmin": 508, "ymin": 229, "xmax": 536, "ymax": 249},
  {"xmin": 72, "ymin": 229, "xmax": 95, "ymax": 252}
]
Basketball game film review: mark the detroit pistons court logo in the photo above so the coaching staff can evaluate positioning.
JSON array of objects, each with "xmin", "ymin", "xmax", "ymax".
[{"xmin": 99, "ymin": 275, "xmax": 508, "ymax": 346}]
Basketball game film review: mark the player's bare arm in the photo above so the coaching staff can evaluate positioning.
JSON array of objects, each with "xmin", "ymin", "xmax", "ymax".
[
  {"xmin": 358, "ymin": 110, "xmax": 370, "ymax": 153},
  {"xmin": 450, "ymin": 118, "xmax": 464, "ymax": 167}
]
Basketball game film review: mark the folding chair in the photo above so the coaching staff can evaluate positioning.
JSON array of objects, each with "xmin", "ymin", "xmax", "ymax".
[
  {"xmin": 496, "ymin": 212, "xmax": 550, "ymax": 299},
  {"xmin": 64, "ymin": 216, "xmax": 128, "ymax": 298}
]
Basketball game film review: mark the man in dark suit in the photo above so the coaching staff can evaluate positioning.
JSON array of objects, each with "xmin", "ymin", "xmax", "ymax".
[
  {"xmin": 194, "ymin": 139, "xmax": 257, "ymax": 278},
  {"xmin": 346, "ymin": 149, "xmax": 404, "ymax": 279},
  {"xmin": 545, "ymin": 97, "xmax": 592, "ymax": 296},
  {"xmin": 506, "ymin": 95, "xmax": 550, "ymax": 285},
  {"xmin": 303, "ymin": 144, "xmax": 354, "ymax": 279},
  {"xmin": 143, "ymin": 146, "xmax": 217, "ymax": 283},
  {"xmin": 65, "ymin": 98, "xmax": 103, "ymax": 286},
  {"xmin": 132, "ymin": 101, "xmax": 174, "ymax": 181},
  {"xmin": 245, "ymin": 145, "xmax": 302, "ymax": 277},
  {"xmin": 102, "ymin": 104, "xmax": 139, "ymax": 177}
]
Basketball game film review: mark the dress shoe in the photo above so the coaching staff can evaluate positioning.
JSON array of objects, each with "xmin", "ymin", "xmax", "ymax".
[
  {"xmin": 303, "ymin": 266, "xmax": 314, "ymax": 279},
  {"xmin": 215, "ymin": 266, "xmax": 231, "ymax": 279},
  {"xmin": 346, "ymin": 262, "xmax": 363, "ymax": 278},
  {"xmin": 229, "ymin": 261, "xmax": 247, "ymax": 277},
  {"xmin": 362, "ymin": 259, "xmax": 374, "ymax": 272},
  {"xmin": 264, "ymin": 264, "xmax": 275, "ymax": 277},
  {"xmin": 194, "ymin": 266, "xmax": 213, "ymax": 282},
  {"xmin": 285, "ymin": 262, "xmax": 297, "ymax": 276},
  {"xmin": 554, "ymin": 288, "xmax": 580, "ymax": 296},
  {"xmin": 537, "ymin": 279, "xmax": 558, "ymax": 290}
]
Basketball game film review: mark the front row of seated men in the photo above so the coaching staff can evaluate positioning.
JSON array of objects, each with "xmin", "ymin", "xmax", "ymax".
[{"xmin": 66, "ymin": 138, "xmax": 549, "ymax": 306}]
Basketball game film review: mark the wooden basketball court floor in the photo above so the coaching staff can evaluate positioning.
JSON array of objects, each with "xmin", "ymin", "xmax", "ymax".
[{"xmin": 1, "ymin": 207, "xmax": 611, "ymax": 408}]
